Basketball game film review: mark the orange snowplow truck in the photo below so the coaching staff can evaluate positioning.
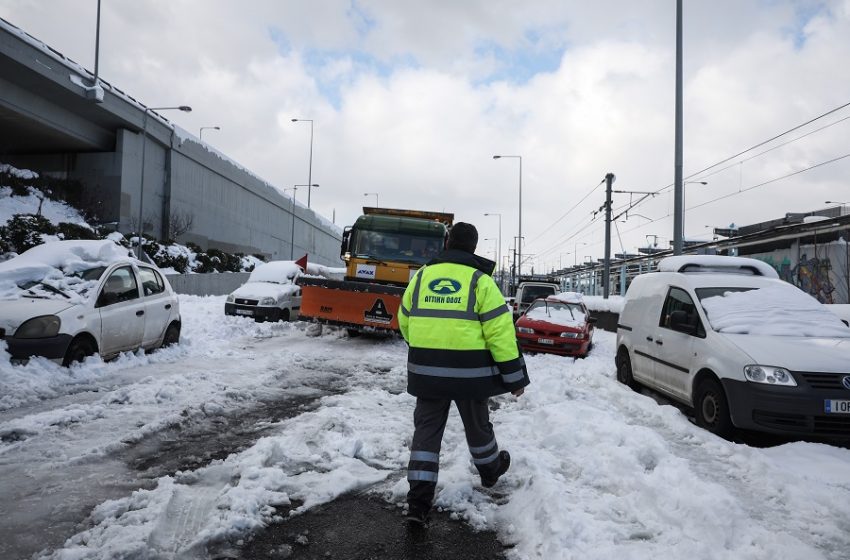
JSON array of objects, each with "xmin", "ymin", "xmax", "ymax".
[{"xmin": 297, "ymin": 207, "xmax": 453, "ymax": 335}]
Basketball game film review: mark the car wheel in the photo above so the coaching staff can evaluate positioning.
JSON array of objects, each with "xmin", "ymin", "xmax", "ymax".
[
  {"xmin": 63, "ymin": 336, "xmax": 95, "ymax": 367},
  {"xmin": 161, "ymin": 323, "xmax": 180, "ymax": 348},
  {"xmin": 694, "ymin": 378, "xmax": 734, "ymax": 439},
  {"xmin": 616, "ymin": 349, "xmax": 638, "ymax": 390},
  {"xmin": 280, "ymin": 309, "xmax": 290, "ymax": 322}
]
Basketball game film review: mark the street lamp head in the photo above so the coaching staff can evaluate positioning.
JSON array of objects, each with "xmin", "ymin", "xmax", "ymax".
[
  {"xmin": 492, "ymin": 155, "xmax": 501, "ymax": 159},
  {"xmin": 178, "ymin": 106, "xmax": 192, "ymax": 112},
  {"xmin": 213, "ymin": 126, "xmax": 220, "ymax": 130}
]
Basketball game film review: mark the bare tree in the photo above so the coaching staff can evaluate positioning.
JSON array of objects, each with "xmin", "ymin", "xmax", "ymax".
[{"xmin": 166, "ymin": 210, "xmax": 195, "ymax": 241}]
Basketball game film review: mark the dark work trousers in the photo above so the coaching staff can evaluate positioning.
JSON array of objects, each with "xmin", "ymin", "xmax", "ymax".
[{"xmin": 407, "ymin": 397, "xmax": 504, "ymax": 512}]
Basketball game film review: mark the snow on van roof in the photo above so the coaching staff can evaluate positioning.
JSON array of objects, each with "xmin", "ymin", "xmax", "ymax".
[
  {"xmin": 701, "ymin": 284, "xmax": 850, "ymax": 337},
  {"xmin": 0, "ymin": 240, "xmax": 134, "ymax": 302},
  {"xmin": 551, "ymin": 291, "xmax": 584, "ymax": 304},
  {"xmin": 658, "ymin": 255, "xmax": 778, "ymax": 278}
]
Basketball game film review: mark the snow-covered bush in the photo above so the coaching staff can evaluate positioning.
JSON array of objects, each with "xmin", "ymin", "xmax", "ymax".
[{"xmin": 5, "ymin": 213, "xmax": 57, "ymax": 253}]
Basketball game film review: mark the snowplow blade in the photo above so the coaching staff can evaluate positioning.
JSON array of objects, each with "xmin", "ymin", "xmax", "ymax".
[{"xmin": 296, "ymin": 277, "xmax": 404, "ymax": 334}]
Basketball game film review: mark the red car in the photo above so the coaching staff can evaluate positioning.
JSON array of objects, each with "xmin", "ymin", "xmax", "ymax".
[{"xmin": 515, "ymin": 293, "xmax": 596, "ymax": 357}]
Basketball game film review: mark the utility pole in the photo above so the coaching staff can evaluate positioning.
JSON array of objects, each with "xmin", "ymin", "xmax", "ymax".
[
  {"xmin": 673, "ymin": 0, "xmax": 684, "ymax": 255},
  {"xmin": 603, "ymin": 172, "xmax": 615, "ymax": 298}
]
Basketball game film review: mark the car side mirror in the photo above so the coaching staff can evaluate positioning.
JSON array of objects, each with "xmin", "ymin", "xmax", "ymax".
[
  {"xmin": 586, "ymin": 316, "xmax": 598, "ymax": 324},
  {"xmin": 670, "ymin": 310, "xmax": 697, "ymax": 335}
]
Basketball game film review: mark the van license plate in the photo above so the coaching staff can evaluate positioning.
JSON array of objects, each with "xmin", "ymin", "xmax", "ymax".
[
  {"xmin": 235, "ymin": 309, "xmax": 254, "ymax": 316},
  {"xmin": 825, "ymin": 400, "xmax": 850, "ymax": 414},
  {"xmin": 538, "ymin": 338, "xmax": 554, "ymax": 345}
]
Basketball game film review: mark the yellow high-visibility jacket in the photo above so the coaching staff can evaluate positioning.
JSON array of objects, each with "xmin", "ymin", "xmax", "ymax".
[{"xmin": 399, "ymin": 249, "xmax": 530, "ymax": 400}]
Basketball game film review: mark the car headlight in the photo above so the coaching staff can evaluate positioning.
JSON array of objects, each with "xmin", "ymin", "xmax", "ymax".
[
  {"xmin": 15, "ymin": 315, "xmax": 61, "ymax": 339},
  {"xmin": 260, "ymin": 297, "xmax": 276, "ymax": 306},
  {"xmin": 560, "ymin": 332, "xmax": 584, "ymax": 339},
  {"xmin": 516, "ymin": 326, "xmax": 534, "ymax": 334},
  {"xmin": 743, "ymin": 365, "xmax": 797, "ymax": 387},
  {"xmin": 226, "ymin": 294, "xmax": 235, "ymax": 303}
]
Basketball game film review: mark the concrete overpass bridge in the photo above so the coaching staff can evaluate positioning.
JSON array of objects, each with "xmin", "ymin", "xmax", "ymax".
[{"xmin": 0, "ymin": 17, "xmax": 342, "ymax": 265}]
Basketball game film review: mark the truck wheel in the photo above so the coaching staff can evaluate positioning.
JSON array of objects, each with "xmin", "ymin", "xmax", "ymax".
[
  {"xmin": 695, "ymin": 378, "xmax": 734, "ymax": 439},
  {"xmin": 616, "ymin": 349, "xmax": 638, "ymax": 390},
  {"xmin": 63, "ymin": 336, "xmax": 95, "ymax": 367}
]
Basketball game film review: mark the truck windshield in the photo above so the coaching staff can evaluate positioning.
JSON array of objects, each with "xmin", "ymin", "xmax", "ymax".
[{"xmin": 351, "ymin": 230, "xmax": 443, "ymax": 264}]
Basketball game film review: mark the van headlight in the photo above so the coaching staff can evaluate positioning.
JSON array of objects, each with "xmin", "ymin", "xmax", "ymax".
[
  {"xmin": 15, "ymin": 315, "xmax": 61, "ymax": 339},
  {"xmin": 743, "ymin": 365, "xmax": 797, "ymax": 387},
  {"xmin": 260, "ymin": 297, "xmax": 276, "ymax": 306},
  {"xmin": 226, "ymin": 294, "xmax": 235, "ymax": 303},
  {"xmin": 516, "ymin": 326, "xmax": 534, "ymax": 334}
]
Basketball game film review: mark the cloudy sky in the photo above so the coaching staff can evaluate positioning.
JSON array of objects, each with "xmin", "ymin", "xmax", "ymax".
[{"xmin": 2, "ymin": 0, "xmax": 849, "ymax": 272}]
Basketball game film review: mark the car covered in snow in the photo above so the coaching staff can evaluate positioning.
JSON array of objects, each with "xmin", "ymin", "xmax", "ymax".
[
  {"xmin": 0, "ymin": 240, "xmax": 181, "ymax": 366},
  {"xmin": 225, "ymin": 261, "xmax": 303, "ymax": 322},
  {"xmin": 615, "ymin": 255, "xmax": 850, "ymax": 440},
  {"xmin": 515, "ymin": 292, "xmax": 596, "ymax": 357}
]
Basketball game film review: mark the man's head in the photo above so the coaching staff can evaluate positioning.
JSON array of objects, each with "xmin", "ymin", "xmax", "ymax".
[{"xmin": 447, "ymin": 222, "xmax": 478, "ymax": 253}]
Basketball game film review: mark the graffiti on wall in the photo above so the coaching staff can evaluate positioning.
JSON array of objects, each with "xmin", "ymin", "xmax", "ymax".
[{"xmin": 758, "ymin": 250, "xmax": 843, "ymax": 304}]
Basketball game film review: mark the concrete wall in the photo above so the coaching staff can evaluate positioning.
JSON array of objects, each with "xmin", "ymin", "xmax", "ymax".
[{"xmin": 165, "ymin": 272, "xmax": 250, "ymax": 297}]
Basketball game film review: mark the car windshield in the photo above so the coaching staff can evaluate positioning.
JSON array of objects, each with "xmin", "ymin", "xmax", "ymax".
[
  {"xmin": 351, "ymin": 230, "xmax": 443, "ymax": 264},
  {"xmin": 15, "ymin": 266, "xmax": 107, "ymax": 301},
  {"xmin": 699, "ymin": 284, "xmax": 850, "ymax": 337},
  {"xmin": 526, "ymin": 300, "xmax": 586, "ymax": 326},
  {"xmin": 521, "ymin": 285, "xmax": 557, "ymax": 303}
]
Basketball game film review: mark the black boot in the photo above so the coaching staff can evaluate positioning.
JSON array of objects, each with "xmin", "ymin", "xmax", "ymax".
[
  {"xmin": 481, "ymin": 450, "xmax": 511, "ymax": 488},
  {"xmin": 405, "ymin": 502, "xmax": 430, "ymax": 527}
]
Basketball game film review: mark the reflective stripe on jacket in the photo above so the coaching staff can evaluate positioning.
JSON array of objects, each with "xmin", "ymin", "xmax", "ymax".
[{"xmin": 399, "ymin": 249, "xmax": 530, "ymax": 400}]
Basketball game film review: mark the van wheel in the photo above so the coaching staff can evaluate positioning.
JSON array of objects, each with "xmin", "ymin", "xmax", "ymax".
[
  {"xmin": 161, "ymin": 323, "xmax": 180, "ymax": 348},
  {"xmin": 616, "ymin": 350, "xmax": 638, "ymax": 390},
  {"xmin": 63, "ymin": 337, "xmax": 95, "ymax": 367},
  {"xmin": 695, "ymin": 378, "xmax": 733, "ymax": 439},
  {"xmin": 280, "ymin": 309, "xmax": 290, "ymax": 322}
]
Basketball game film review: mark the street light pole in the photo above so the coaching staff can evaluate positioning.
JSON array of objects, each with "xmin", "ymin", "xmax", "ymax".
[
  {"xmin": 199, "ymin": 126, "xmax": 220, "ymax": 141},
  {"xmin": 364, "ymin": 192, "xmax": 379, "ymax": 207},
  {"xmin": 137, "ymin": 104, "xmax": 192, "ymax": 258},
  {"xmin": 493, "ymin": 155, "xmax": 522, "ymax": 279},
  {"xmin": 291, "ymin": 184, "xmax": 318, "ymax": 259},
  {"xmin": 291, "ymin": 119, "xmax": 315, "ymax": 208},
  {"xmin": 484, "ymin": 212, "xmax": 502, "ymax": 290}
]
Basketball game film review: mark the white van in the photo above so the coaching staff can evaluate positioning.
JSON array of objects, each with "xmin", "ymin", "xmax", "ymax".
[
  {"xmin": 514, "ymin": 281, "xmax": 559, "ymax": 319},
  {"xmin": 615, "ymin": 255, "xmax": 850, "ymax": 440}
]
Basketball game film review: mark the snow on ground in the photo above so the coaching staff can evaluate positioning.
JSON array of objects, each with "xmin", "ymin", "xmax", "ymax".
[
  {"xmin": 1, "ymin": 297, "xmax": 848, "ymax": 559},
  {"xmin": 0, "ymin": 184, "xmax": 91, "ymax": 228}
]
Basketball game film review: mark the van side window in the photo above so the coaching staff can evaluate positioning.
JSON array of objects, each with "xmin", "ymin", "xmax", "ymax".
[{"xmin": 659, "ymin": 287, "xmax": 705, "ymax": 337}]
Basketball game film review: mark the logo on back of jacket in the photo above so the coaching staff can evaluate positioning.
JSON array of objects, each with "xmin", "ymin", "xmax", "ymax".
[{"xmin": 426, "ymin": 278, "xmax": 463, "ymax": 304}]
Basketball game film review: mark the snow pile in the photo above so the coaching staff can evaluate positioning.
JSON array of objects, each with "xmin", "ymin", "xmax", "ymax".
[
  {"xmin": 0, "ymin": 163, "xmax": 38, "ymax": 180},
  {"xmin": 0, "ymin": 185, "xmax": 90, "ymax": 228},
  {"xmin": 584, "ymin": 295, "xmax": 625, "ymax": 314},
  {"xmin": 701, "ymin": 284, "xmax": 850, "ymax": 337},
  {"xmin": 248, "ymin": 261, "xmax": 301, "ymax": 284},
  {"xmin": 0, "ymin": 240, "xmax": 132, "ymax": 302}
]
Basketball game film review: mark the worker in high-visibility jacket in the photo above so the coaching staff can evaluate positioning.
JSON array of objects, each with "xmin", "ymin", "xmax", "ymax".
[{"xmin": 398, "ymin": 222, "xmax": 530, "ymax": 526}]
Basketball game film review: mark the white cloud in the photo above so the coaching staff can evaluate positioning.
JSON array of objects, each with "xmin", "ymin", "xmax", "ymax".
[{"xmin": 1, "ymin": 0, "xmax": 849, "ymax": 270}]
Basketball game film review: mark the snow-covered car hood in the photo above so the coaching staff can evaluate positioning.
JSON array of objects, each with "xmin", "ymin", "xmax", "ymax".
[
  {"xmin": 231, "ymin": 282, "xmax": 298, "ymax": 300},
  {"xmin": 722, "ymin": 333, "xmax": 850, "ymax": 373},
  {"xmin": 0, "ymin": 298, "xmax": 78, "ymax": 333}
]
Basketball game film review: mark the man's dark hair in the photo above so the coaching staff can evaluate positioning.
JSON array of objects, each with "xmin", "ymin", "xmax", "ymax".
[{"xmin": 447, "ymin": 222, "xmax": 478, "ymax": 253}]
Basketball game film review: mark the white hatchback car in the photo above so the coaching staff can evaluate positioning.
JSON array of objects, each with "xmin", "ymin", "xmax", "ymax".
[
  {"xmin": 615, "ymin": 255, "xmax": 850, "ymax": 440},
  {"xmin": 0, "ymin": 240, "xmax": 181, "ymax": 366}
]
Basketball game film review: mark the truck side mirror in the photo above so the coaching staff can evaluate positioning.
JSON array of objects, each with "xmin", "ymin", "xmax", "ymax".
[{"xmin": 340, "ymin": 227, "xmax": 352, "ymax": 259}]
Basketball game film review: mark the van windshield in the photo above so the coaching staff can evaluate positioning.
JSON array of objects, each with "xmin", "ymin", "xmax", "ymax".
[{"xmin": 521, "ymin": 285, "xmax": 557, "ymax": 304}]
